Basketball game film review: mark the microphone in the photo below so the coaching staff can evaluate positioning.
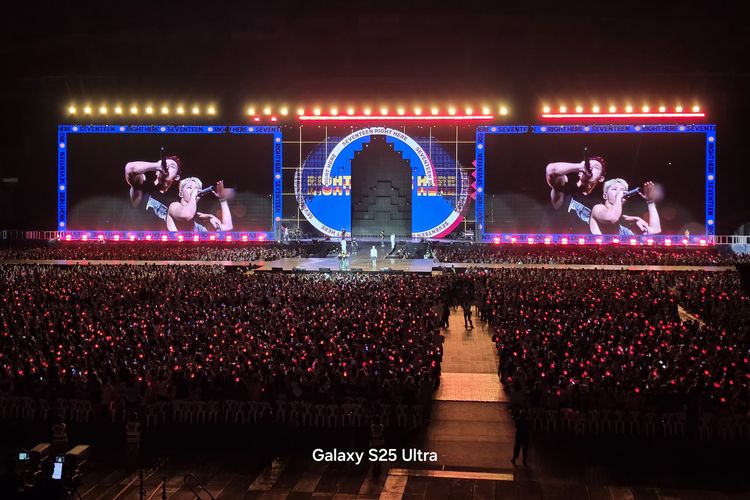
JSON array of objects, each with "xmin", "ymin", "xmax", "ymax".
[
  {"xmin": 622, "ymin": 187, "xmax": 641, "ymax": 199},
  {"xmin": 160, "ymin": 147, "xmax": 168, "ymax": 173},
  {"xmin": 197, "ymin": 187, "xmax": 215, "ymax": 198},
  {"xmin": 583, "ymin": 147, "xmax": 591, "ymax": 175}
]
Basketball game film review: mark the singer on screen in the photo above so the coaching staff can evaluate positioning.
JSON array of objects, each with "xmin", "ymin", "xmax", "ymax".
[
  {"xmin": 589, "ymin": 179, "xmax": 661, "ymax": 235},
  {"xmin": 545, "ymin": 155, "xmax": 606, "ymax": 232},
  {"xmin": 125, "ymin": 155, "xmax": 182, "ymax": 222},
  {"xmin": 167, "ymin": 178, "xmax": 234, "ymax": 232}
]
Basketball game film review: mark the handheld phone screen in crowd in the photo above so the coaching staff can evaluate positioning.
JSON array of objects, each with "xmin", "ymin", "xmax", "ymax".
[
  {"xmin": 52, "ymin": 456, "xmax": 64, "ymax": 480},
  {"xmin": 18, "ymin": 452, "xmax": 29, "ymax": 461}
]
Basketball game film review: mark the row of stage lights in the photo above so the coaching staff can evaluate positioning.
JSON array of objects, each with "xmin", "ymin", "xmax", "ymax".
[
  {"xmin": 492, "ymin": 236, "xmax": 709, "ymax": 246},
  {"xmin": 59, "ymin": 233, "xmax": 708, "ymax": 247},
  {"xmin": 66, "ymin": 104, "xmax": 217, "ymax": 116},
  {"xmin": 542, "ymin": 103, "xmax": 702, "ymax": 115},
  {"xmin": 245, "ymin": 104, "xmax": 510, "ymax": 118}
]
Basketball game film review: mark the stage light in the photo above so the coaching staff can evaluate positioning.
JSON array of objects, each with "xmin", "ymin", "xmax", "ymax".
[
  {"xmin": 253, "ymin": 117, "xmax": 261, "ymax": 122},
  {"xmin": 612, "ymin": 238, "xmax": 619, "ymax": 244},
  {"xmin": 543, "ymin": 105, "xmax": 551, "ymax": 113},
  {"xmin": 397, "ymin": 107, "xmax": 405, "ymax": 115},
  {"xmin": 430, "ymin": 107, "xmax": 439, "ymax": 116},
  {"xmin": 207, "ymin": 106, "xmax": 216, "ymax": 115},
  {"xmin": 625, "ymin": 105, "xmax": 633, "ymax": 113},
  {"xmin": 482, "ymin": 106, "xmax": 491, "ymax": 115},
  {"xmin": 81, "ymin": 234, "xmax": 88, "ymax": 241},
  {"xmin": 247, "ymin": 107, "xmax": 255, "ymax": 116},
  {"xmin": 263, "ymin": 106, "xmax": 272, "ymax": 115},
  {"xmin": 241, "ymin": 235, "xmax": 248, "ymax": 242},
  {"xmin": 113, "ymin": 234, "xmax": 120, "ymax": 241},
  {"xmin": 510, "ymin": 237, "xmax": 517, "ymax": 244},
  {"xmin": 465, "ymin": 106, "xmax": 473, "ymax": 115},
  {"xmin": 209, "ymin": 234, "xmax": 216, "ymax": 241},
  {"xmin": 675, "ymin": 105, "xmax": 683, "ymax": 112},
  {"xmin": 592, "ymin": 105, "xmax": 600, "ymax": 113},
  {"xmin": 177, "ymin": 234, "xmax": 184, "ymax": 242},
  {"xmin": 608, "ymin": 105, "xmax": 616, "ymax": 113},
  {"xmin": 83, "ymin": 105, "xmax": 92, "ymax": 114},
  {"xmin": 642, "ymin": 105, "xmax": 650, "ymax": 112},
  {"xmin": 629, "ymin": 238, "xmax": 637, "ymax": 245},
  {"xmin": 499, "ymin": 106, "xmax": 508, "ymax": 116},
  {"xmin": 68, "ymin": 105, "xmax": 76, "ymax": 114},
  {"xmin": 129, "ymin": 235, "xmax": 136, "ymax": 241},
  {"xmin": 313, "ymin": 107, "xmax": 322, "ymax": 116},
  {"xmin": 647, "ymin": 238, "xmax": 654, "ymax": 245},
  {"xmin": 561, "ymin": 237, "xmax": 568, "ymax": 245},
  {"xmin": 225, "ymin": 235, "xmax": 232, "ymax": 242},
  {"xmin": 193, "ymin": 234, "xmax": 199, "ymax": 242},
  {"xmin": 145, "ymin": 106, "xmax": 154, "ymax": 115},
  {"xmin": 160, "ymin": 105, "xmax": 169, "ymax": 115},
  {"xmin": 575, "ymin": 105, "xmax": 583, "ymax": 113},
  {"xmin": 99, "ymin": 105, "xmax": 108, "ymax": 114},
  {"xmin": 596, "ymin": 237, "xmax": 603, "ymax": 245},
  {"xmin": 330, "ymin": 107, "xmax": 338, "ymax": 116},
  {"xmin": 493, "ymin": 237, "xmax": 500, "ymax": 245},
  {"xmin": 192, "ymin": 106, "xmax": 200, "ymax": 115},
  {"xmin": 65, "ymin": 234, "xmax": 72, "ymax": 241},
  {"xmin": 380, "ymin": 106, "xmax": 388, "ymax": 115},
  {"xmin": 161, "ymin": 235, "xmax": 168, "ymax": 242},
  {"xmin": 544, "ymin": 237, "xmax": 551, "ymax": 244},
  {"xmin": 297, "ymin": 107, "xmax": 305, "ymax": 116},
  {"xmin": 128, "ymin": 105, "xmax": 137, "ymax": 115},
  {"xmin": 699, "ymin": 239, "xmax": 707, "ymax": 246},
  {"xmin": 280, "ymin": 107, "xmax": 289, "ymax": 116},
  {"xmin": 258, "ymin": 234, "xmax": 266, "ymax": 241},
  {"xmin": 270, "ymin": 116, "xmax": 277, "ymax": 122},
  {"xmin": 447, "ymin": 106, "xmax": 456, "ymax": 116},
  {"xmin": 559, "ymin": 105, "xmax": 567, "ymax": 113},
  {"xmin": 363, "ymin": 107, "xmax": 372, "ymax": 116},
  {"xmin": 414, "ymin": 106, "xmax": 423, "ymax": 115},
  {"xmin": 578, "ymin": 237, "xmax": 585, "ymax": 245},
  {"xmin": 527, "ymin": 237, "xmax": 535, "ymax": 245},
  {"xmin": 692, "ymin": 105, "xmax": 700, "ymax": 112},
  {"xmin": 658, "ymin": 105, "xmax": 666, "ymax": 112},
  {"xmin": 114, "ymin": 105, "xmax": 123, "ymax": 114},
  {"xmin": 347, "ymin": 107, "xmax": 355, "ymax": 115},
  {"xmin": 145, "ymin": 234, "xmax": 152, "ymax": 241},
  {"xmin": 176, "ymin": 105, "xmax": 184, "ymax": 115},
  {"xmin": 664, "ymin": 239, "xmax": 671, "ymax": 246}
]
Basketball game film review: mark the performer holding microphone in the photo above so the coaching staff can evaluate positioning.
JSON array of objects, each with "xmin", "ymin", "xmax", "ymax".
[
  {"xmin": 545, "ymin": 148, "xmax": 606, "ymax": 232},
  {"xmin": 589, "ymin": 179, "xmax": 662, "ymax": 235},
  {"xmin": 167, "ymin": 178, "xmax": 234, "ymax": 232}
]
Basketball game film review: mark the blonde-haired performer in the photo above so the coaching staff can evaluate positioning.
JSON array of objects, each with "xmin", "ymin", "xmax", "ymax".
[
  {"xmin": 589, "ymin": 179, "xmax": 661, "ymax": 235},
  {"xmin": 166, "ymin": 178, "xmax": 233, "ymax": 232}
]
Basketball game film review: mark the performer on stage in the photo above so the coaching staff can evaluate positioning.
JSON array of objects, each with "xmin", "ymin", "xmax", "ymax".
[
  {"xmin": 589, "ymin": 179, "xmax": 662, "ymax": 235},
  {"xmin": 545, "ymin": 156, "xmax": 606, "ymax": 233},
  {"xmin": 370, "ymin": 245, "xmax": 378, "ymax": 270},
  {"xmin": 124, "ymin": 156, "xmax": 182, "ymax": 224},
  {"xmin": 166, "ymin": 178, "xmax": 234, "ymax": 232}
]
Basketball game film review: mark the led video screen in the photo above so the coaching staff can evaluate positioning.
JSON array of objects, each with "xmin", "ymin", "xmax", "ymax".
[
  {"xmin": 482, "ymin": 130, "xmax": 709, "ymax": 236},
  {"xmin": 65, "ymin": 130, "xmax": 274, "ymax": 232},
  {"xmin": 281, "ymin": 125, "xmax": 476, "ymax": 238}
]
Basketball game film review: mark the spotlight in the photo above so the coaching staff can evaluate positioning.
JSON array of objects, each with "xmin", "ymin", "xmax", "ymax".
[
  {"xmin": 675, "ymin": 105, "xmax": 683, "ymax": 112},
  {"xmin": 414, "ymin": 106, "xmax": 423, "ymax": 115},
  {"xmin": 561, "ymin": 237, "xmax": 568, "ymax": 245},
  {"xmin": 575, "ymin": 105, "xmax": 583, "ymax": 113},
  {"xmin": 499, "ymin": 106, "xmax": 508, "ymax": 116},
  {"xmin": 297, "ymin": 107, "xmax": 305, "ymax": 116},
  {"xmin": 83, "ymin": 105, "xmax": 92, "ymax": 114},
  {"xmin": 313, "ymin": 107, "xmax": 321, "ymax": 116},
  {"xmin": 465, "ymin": 106, "xmax": 473, "ymax": 115},
  {"xmin": 68, "ymin": 105, "xmax": 77, "ymax": 114},
  {"xmin": 160, "ymin": 106, "xmax": 169, "ymax": 115},
  {"xmin": 192, "ymin": 106, "xmax": 200, "ymax": 115},
  {"xmin": 207, "ymin": 105, "xmax": 216, "ymax": 115},
  {"xmin": 280, "ymin": 107, "xmax": 289, "ymax": 116},
  {"xmin": 608, "ymin": 105, "xmax": 616, "ymax": 113},
  {"xmin": 592, "ymin": 105, "xmax": 600, "ymax": 113},
  {"xmin": 145, "ymin": 106, "xmax": 154, "ymax": 115},
  {"xmin": 114, "ymin": 105, "xmax": 123, "ymax": 114},
  {"xmin": 347, "ymin": 107, "xmax": 355, "ymax": 115},
  {"xmin": 330, "ymin": 107, "xmax": 338, "ymax": 116},
  {"xmin": 161, "ymin": 235, "xmax": 168, "ymax": 242},
  {"xmin": 447, "ymin": 106, "xmax": 456, "ymax": 115},
  {"xmin": 482, "ymin": 106, "xmax": 491, "ymax": 115},
  {"xmin": 430, "ymin": 107, "xmax": 439, "ymax": 116},
  {"xmin": 692, "ymin": 105, "xmax": 700, "ymax": 112},
  {"xmin": 542, "ymin": 105, "xmax": 551, "ymax": 113},
  {"xmin": 559, "ymin": 105, "xmax": 567, "ymax": 113},
  {"xmin": 99, "ymin": 105, "xmax": 108, "ymax": 114},
  {"xmin": 176, "ymin": 106, "xmax": 185, "ymax": 115},
  {"xmin": 641, "ymin": 105, "xmax": 649, "ymax": 112},
  {"xmin": 363, "ymin": 107, "xmax": 372, "ymax": 116},
  {"xmin": 263, "ymin": 106, "xmax": 272, "ymax": 115},
  {"xmin": 380, "ymin": 106, "xmax": 388, "ymax": 115},
  {"xmin": 242, "ymin": 235, "xmax": 248, "ymax": 242},
  {"xmin": 578, "ymin": 237, "xmax": 585, "ymax": 245},
  {"xmin": 625, "ymin": 105, "xmax": 633, "ymax": 113},
  {"xmin": 658, "ymin": 105, "xmax": 666, "ymax": 112},
  {"xmin": 193, "ymin": 234, "xmax": 199, "ymax": 242},
  {"xmin": 397, "ymin": 107, "xmax": 405, "ymax": 115}
]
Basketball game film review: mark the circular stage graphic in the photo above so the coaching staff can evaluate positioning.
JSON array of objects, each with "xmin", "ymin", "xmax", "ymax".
[{"xmin": 295, "ymin": 127, "xmax": 470, "ymax": 238}]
